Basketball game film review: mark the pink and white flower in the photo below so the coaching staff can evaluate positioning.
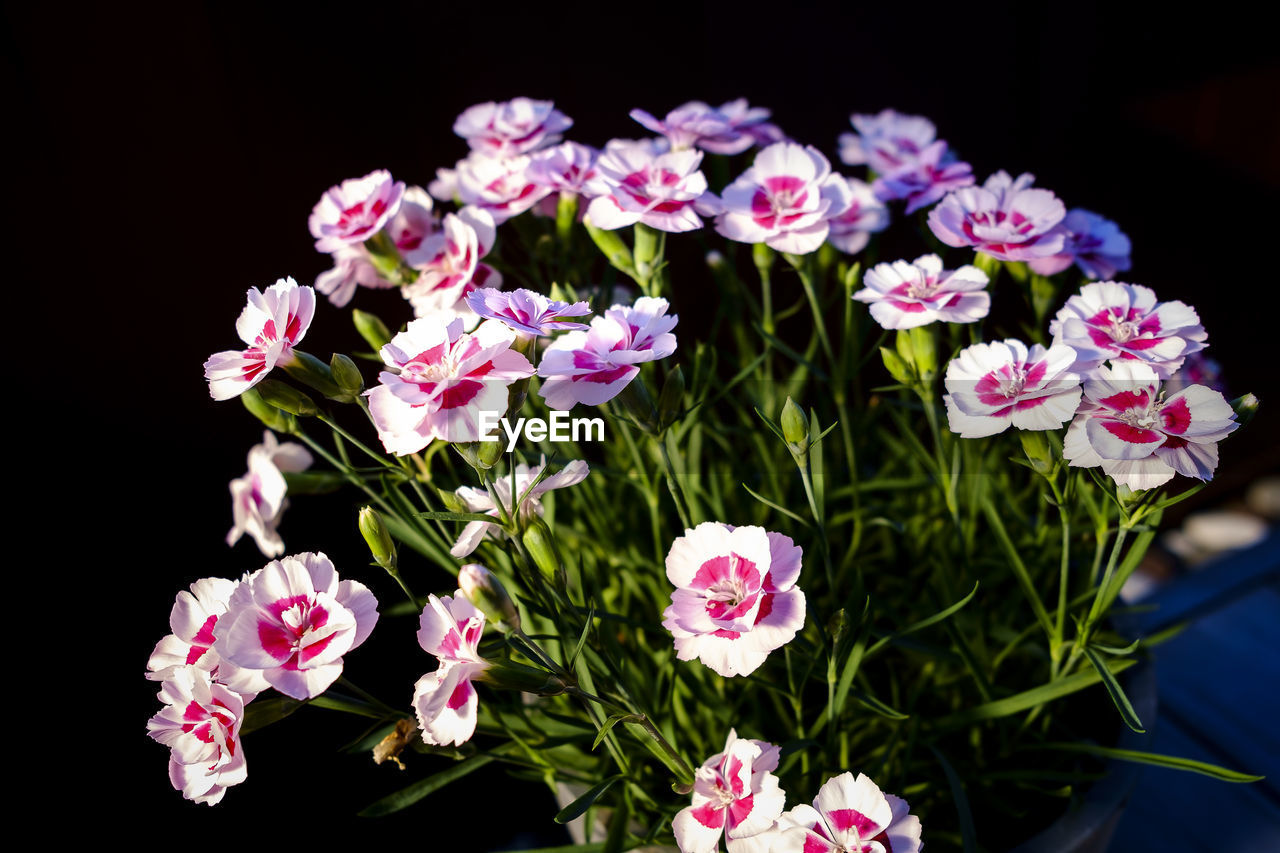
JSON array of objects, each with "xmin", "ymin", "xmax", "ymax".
[
  {"xmin": 872, "ymin": 140, "xmax": 975, "ymax": 214},
  {"xmin": 413, "ymin": 592, "xmax": 491, "ymax": 746},
  {"xmin": 145, "ymin": 577, "xmax": 270, "ymax": 697},
  {"xmin": 827, "ymin": 178, "xmax": 890, "ymax": 255},
  {"xmin": 449, "ymin": 457, "xmax": 590, "ymax": 557},
  {"xmin": 584, "ymin": 142, "xmax": 718, "ymax": 233},
  {"xmin": 715, "ymin": 142, "xmax": 855, "ymax": 254},
  {"xmin": 927, "ymin": 171, "xmax": 1067, "ymax": 262},
  {"xmin": 662, "ymin": 522, "xmax": 806, "ymax": 678},
  {"xmin": 226, "ymin": 430, "xmax": 313, "ymax": 558},
  {"xmin": 314, "ymin": 245, "xmax": 393, "ymax": 308},
  {"xmin": 1029, "ymin": 208, "xmax": 1132, "ymax": 279},
  {"xmin": 203, "ymin": 278, "xmax": 315, "ymax": 401},
  {"xmin": 366, "ymin": 317, "xmax": 534, "ymax": 455},
  {"xmin": 401, "ymin": 207, "xmax": 501, "ymax": 321},
  {"xmin": 943, "ymin": 340, "xmax": 1083, "ymax": 437},
  {"xmin": 672, "ymin": 729, "xmax": 786, "ymax": 853},
  {"xmin": 147, "ymin": 667, "xmax": 248, "ymax": 805},
  {"xmin": 453, "ymin": 98, "xmax": 572, "ymax": 157},
  {"xmin": 838, "ymin": 109, "xmax": 937, "ymax": 174},
  {"xmin": 537, "ymin": 296, "xmax": 678, "ymax": 410},
  {"xmin": 630, "ymin": 99, "xmax": 778, "ymax": 155},
  {"xmin": 853, "ymin": 254, "xmax": 990, "ymax": 330},
  {"xmin": 455, "ymin": 152, "xmax": 552, "ymax": 224},
  {"xmin": 774, "ymin": 772, "xmax": 922, "ymax": 853},
  {"xmin": 1049, "ymin": 281, "xmax": 1207, "ymax": 378},
  {"xmin": 466, "ymin": 287, "xmax": 592, "ymax": 338},
  {"xmin": 527, "ymin": 141, "xmax": 601, "ymax": 196},
  {"xmin": 308, "ymin": 169, "xmax": 406, "ymax": 253},
  {"xmin": 1063, "ymin": 360, "xmax": 1238, "ymax": 490},
  {"xmin": 218, "ymin": 552, "xmax": 379, "ymax": 700}
]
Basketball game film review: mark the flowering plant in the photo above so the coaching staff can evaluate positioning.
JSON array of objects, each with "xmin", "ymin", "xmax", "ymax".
[{"xmin": 148, "ymin": 98, "xmax": 1262, "ymax": 849}]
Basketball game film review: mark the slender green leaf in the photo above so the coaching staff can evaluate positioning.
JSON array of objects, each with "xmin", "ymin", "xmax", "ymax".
[
  {"xmin": 359, "ymin": 755, "xmax": 496, "ymax": 816},
  {"xmin": 982, "ymin": 497, "xmax": 1055, "ymax": 638},
  {"xmin": 555, "ymin": 774, "xmax": 625, "ymax": 824},
  {"xmin": 1036, "ymin": 742, "xmax": 1265, "ymax": 782},
  {"xmin": 742, "ymin": 482, "xmax": 812, "ymax": 526},
  {"xmin": 1084, "ymin": 647, "xmax": 1145, "ymax": 732},
  {"xmin": 569, "ymin": 604, "xmax": 595, "ymax": 670},
  {"xmin": 594, "ymin": 713, "xmax": 642, "ymax": 750},
  {"xmin": 867, "ymin": 581, "xmax": 979, "ymax": 656},
  {"xmin": 417, "ymin": 510, "xmax": 504, "ymax": 524},
  {"xmin": 240, "ymin": 695, "xmax": 304, "ymax": 734},
  {"xmin": 308, "ymin": 692, "xmax": 387, "ymax": 719},
  {"xmin": 939, "ymin": 658, "xmax": 1136, "ymax": 728},
  {"xmin": 930, "ymin": 746, "xmax": 977, "ymax": 853},
  {"xmin": 849, "ymin": 689, "xmax": 909, "ymax": 720},
  {"xmin": 1089, "ymin": 638, "xmax": 1141, "ymax": 656},
  {"xmin": 603, "ymin": 786, "xmax": 631, "ymax": 853},
  {"xmin": 832, "ymin": 598, "xmax": 872, "ymax": 719}
]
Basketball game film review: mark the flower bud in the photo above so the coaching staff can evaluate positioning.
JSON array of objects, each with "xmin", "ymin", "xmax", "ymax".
[
  {"xmin": 458, "ymin": 563, "xmax": 520, "ymax": 631},
  {"xmin": 1230, "ymin": 393, "xmax": 1259, "ymax": 429},
  {"xmin": 584, "ymin": 220, "xmax": 636, "ymax": 277},
  {"xmin": 656, "ymin": 365, "xmax": 686, "ymax": 431},
  {"xmin": 437, "ymin": 488, "xmax": 468, "ymax": 513},
  {"xmin": 906, "ymin": 326, "xmax": 937, "ymax": 383},
  {"xmin": 240, "ymin": 387, "xmax": 298, "ymax": 434},
  {"xmin": 453, "ymin": 442, "xmax": 498, "ymax": 471},
  {"xmin": 330, "ymin": 353, "xmax": 364, "ymax": 396},
  {"xmin": 358, "ymin": 506, "xmax": 397, "ymax": 572},
  {"xmin": 480, "ymin": 661, "xmax": 566, "ymax": 695},
  {"xmin": 617, "ymin": 377, "xmax": 659, "ymax": 433},
  {"xmin": 1018, "ymin": 428, "xmax": 1056, "ymax": 477},
  {"xmin": 353, "ymin": 309, "xmax": 393, "ymax": 352},
  {"xmin": 880, "ymin": 347, "xmax": 913, "ymax": 386},
  {"xmin": 780, "ymin": 397, "xmax": 810, "ymax": 455},
  {"xmin": 282, "ymin": 351, "xmax": 349, "ymax": 401},
  {"xmin": 522, "ymin": 517, "xmax": 563, "ymax": 587},
  {"xmin": 555, "ymin": 191, "xmax": 578, "ymax": 242},
  {"xmin": 255, "ymin": 378, "xmax": 318, "ymax": 417},
  {"xmin": 752, "ymin": 242, "xmax": 775, "ymax": 275},
  {"xmin": 478, "ymin": 434, "xmax": 506, "ymax": 468}
]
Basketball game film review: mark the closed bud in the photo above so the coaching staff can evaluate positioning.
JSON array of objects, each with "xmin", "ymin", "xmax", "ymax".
[
  {"xmin": 330, "ymin": 353, "xmax": 364, "ymax": 396},
  {"xmin": 907, "ymin": 326, "xmax": 937, "ymax": 382},
  {"xmin": 522, "ymin": 518, "xmax": 563, "ymax": 587},
  {"xmin": 1230, "ymin": 393, "xmax": 1259, "ymax": 428},
  {"xmin": 353, "ymin": 309, "xmax": 393, "ymax": 352},
  {"xmin": 656, "ymin": 366, "xmax": 686, "ymax": 431},
  {"xmin": 780, "ymin": 397, "xmax": 810, "ymax": 454},
  {"xmin": 478, "ymin": 436, "xmax": 506, "ymax": 468},
  {"xmin": 358, "ymin": 506, "xmax": 398, "ymax": 572},
  {"xmin": 555, "ymin": 192, "xmax": 578, "ymax": 242},
  {"xmin": 618, "ymin": 377, "xmax": 658, "ymax": 433},
  {"xmin": 282, "ymin": 351, "xmax": 349, "ymax": 401},
  {"xmin": 240, "ymin": 387, "xmax": 297, "ymax": 434},
  {"xmin": 437, "ymin": 488, "xmax": 467, "ymax": 513},
  {"xmin": 633, "ymin": 222, "xmax": 659, "ymax": 277},
  {"xmin": 827, "ymin": 608, "xmax": 847, "ymax": 647},
  {"xmin": 255, "ymin": 379, "xmax": 318, "ymax": 417},
  {"xmin": 752, "ymin": 242, "xmax": 775, "ymax": 275},
  {"xmin": 458, "ymin": 563, "xmax": 520, "ymax": 631},
  {"xmin": 584, "ymin": 220, "xmax": 636, "ymax": 276},
  {"xmin": 480, "ymin": 661, "xmax": 567, "ymax": 696},
  {"xmin": 880, "ymin": 347, "xmax": 913, "ymax": 386},
  {"xmin": 1018, "ymin": 429, "xmax": 1056, "ymax": 477},
  {"xmin": 453, "ymin": 442, "xmax": 496, "ymax": 471}
]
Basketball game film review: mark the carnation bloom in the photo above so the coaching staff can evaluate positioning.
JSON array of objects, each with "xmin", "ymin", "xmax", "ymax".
[
  {"xmin": 413, "ymin": 592, "xmax": 491, "ymax": 746},
  {"xmin": 145, "ymin": 577, "xmax": 270, "ymax": 697},
  {"xmin": 1164, "ymin": 352, "xmax": 1225, "ymax": 396},
  {"xmin": 401, "ymin": 208, "xmax": 501, "ymax": 320},
  {"xmin": 454, "ymin": 152, "xmax": 552, "ymax": 224},
  {"xmin": 203, "ymin": 278, "xmax": 315, "ymax": 401},
  {"xmin": 366, "ymin": 317, "xmax": 534, "ymax": 455},
  {"xmin": 466, "ymin": 287, "xmax": 592, "ymax": 338},
  {"xmin": 449, "ymin": 458, "xmax": 591, "ymax": 557},
  {"xmin": 872, "ymin": 140, "xmax": 974, "ymax": 214},
  {"xmin": 308, "ymin": 169, "xmax": 406, "ymax": 253},
  {"xmin": 1048, "ymin": 281, "xmax": 1207, "ymax": 378},
  {"xmin": 662, "ymin": 522, "xmax": 806, "ymax": 678},
  {"xmin": 452, "ymin": 98, "xmax": 572, "ymax": 157},
  {"xmin": 827, "ymin": 178, "xmax": 889, "ymax": 254},
  {"xmin": 1029, "ymin": 208, "xmax": 1132, "ymax": 279},
  {"xmin": 1063, "ymin": 360, "xmax": 1237, "ymax": 490},
  {"xmin": 146, "ymin": 668, "xmax": 248, "ymax": 806},
  {"xmin": 853, "ymin": 254, "xmax": 990, "ymax": 330},
  {"xmin": 927, "ymin": 171, "xmax": 1067, "ymax": 262},
  {"xmin": 943, "ymin": 340, "xmax": 1083, "ymax": 437},
  {"xmin": 715, "ymin": 142, "xmax": 854, "ymax": 254},
  {"xmin": 584, "ymin": 142, "xmax": 718, "ymax": 233},
  {"xmin": 838, "ymin": 109, "xmax": 937, "ymax": 174},
  {"xmin": 527, "ymin": 141, "xmax": 601, "ymax": 196},
  {"xmin": 672, "ymin": 729, "xmax": 786, "ymax": 853},
  {"xmin": 315, "ymin": 245, "xmax": 392, "ymax": 308},
  {"xmin": 218, "ymin": 552, "xmax": 379, "ymax": 700},
  {"xmin": 226, "ymin": 430, "xmax": 313, "ymax": 558},
  {"xmin": 774, "ymin": 772, "xmax": 923, "ymax": 853},
  {"xmin": 537, "ymin": 296, "xmax": 678, "ymax": 410},
  {"xmin": 630, "ymin": 98, "xmax": 777, "ymax": 155}
]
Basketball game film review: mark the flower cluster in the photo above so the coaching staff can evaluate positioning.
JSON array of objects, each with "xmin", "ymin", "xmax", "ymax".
[
  {"xmin": 840, "ymin": 109, "xmax": 974, "ymax": 214},
  {"xmin": 413, "ymin": 591, "xmax": 491, "ymax": 746}
]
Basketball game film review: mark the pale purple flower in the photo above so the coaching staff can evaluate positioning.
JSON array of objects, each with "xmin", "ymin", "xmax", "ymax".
[
  {"xmin": 774, "ymin": 772, "xmax": 923, "ymax": 853},
  {"xmin": 1164, "ymin": 352, "xmax": 1225, "ymax": 396},
  {"xmin": 943, "ymin": 340, "xmax": 1083, "ymax": 437},
  {"xmin": 584, "ymin": 142, "xmax": 718, "ymax": 233},
  {"xmin": 853, "ymin": 254, "xmax": 990, "ymax": 330},
  {"xmin": 1049, "ymin": 281, "xmax": 1207, "ymax": 378},
  {"xmin": 872, "ymin": 140, "xmax": 975, "ymax": 214},
  {"xmin": 226, "ymin": 430, "xmax": 313, "ymax": 558},
  {"xmin": 1063, "ymin": 360, "xmax": 1238, "ymax": 490},
  {"xmin": 145, "ymin": 577, "xmax": 270, "ymax": 697},
  {"xmin": 449, "ymin": 458, "xmax": 590, "ymax": 557},
  {"xmin": 366, "ymin": 317, "xmax": 534, "ymax": 455},
  {"xmin": 717, "ymin": 98, "xmax": 786, "ymax": 148},
  {"xmin": 838, "ymin": 109, "xmax": 937, "ymax": 174},
  {"xmin": 536, "ymin": 296, "xmax": 678, "ymax": 410},
  {"xmin": 631, "ymin": 98, "xmax": 777, "ymax": 155},
  {"xmin": 452, "ymin": 98, "xmax": 572, "ymax": 157},
  {"xmin": 401, "ymin": 207, "xmax": 501, "ymax": 321},
  {"xmin": 527, "ymin": 141, "xmax": 601, "ymax": 195},
  {"xmin": 662, "ymin": 522, "xmax": 806, "ymax": 678},
  {"xmin": 308, "ymin": 169, "xmax": 406, "ymax": 253},
  {"xmin": 466, "ymin": 287, "xmax": 592, "ymax": 338},
  {"xmin": 1029, "ymin": 208, "xmax": 1133, "ymax": 279},
  {"xmin": 454, "ymin": 152, "xmax": 552, "ymax": 224},
  {"xmin": 715, "ymin": 142, "xmax": 855, "ymax": 254},
  {"xmin": 413, "ymin": 592, "xmax": 490, "ymax": 746},
  {"xmin": 203, "ymin": 278, "xmax": 315, "ymax": 401},
  {"xmin": 927, "ymin": 171, "xmax": 1067, "ymax": 262},
  {"xmin": 147, "ymin": 668, "xmax": 248, "ymax": 806},
  {"xmin": 827, "ymin": 178, "xmax": 889, "ymax": 255},
  {"xmin": 672, "ymin": 729, "xmax": 786, "ymax": 853}
]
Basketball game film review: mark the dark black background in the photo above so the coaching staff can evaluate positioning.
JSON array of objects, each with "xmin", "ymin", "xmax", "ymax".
[{"xmin": 10, "ymin": 0, "xmax": 1278, "ymax": 845}]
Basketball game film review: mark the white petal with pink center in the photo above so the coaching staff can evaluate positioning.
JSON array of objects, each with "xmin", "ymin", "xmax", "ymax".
[
  {"xmin": 662, "ymin": 522, "xmax": 806, "ymax": 678},
  {"xmin": 838, "ymin": 109, "xmax": 937, "ymax": 173},
  {"xmin": 854, "ymin": 254, "xmax": 990, "ymax": 330},
  {"xmin": 630, "ymin": 99, "xmax": 776, "ymax": 155},
  {"xmin": 584, "ymin": 142, "xmax": 717, "ymax": 233},
  {"xmin": 366, "ymin": 317, "xmax": 534, "ymax": 455},
  {"xmin": 943, "ymin": 340, "xmax": 1083, "ymax": 438},
  {"xmin": 226, "ymin": 430, "xmax": 313, "ymax": 558},
  {"xmin": 449, "ymin": 457, "xmax": 590, "ymax": 557},
  {"xmin": 1063, "ymin": 361, "xmax": 1237, "ymax": 490},
  {"xmin": 218, "ymin": 552, "xmax": 379, "ymax": 700},
  {"xmin": 672, "ymin": 729, "xmax": 787, "ymax": 853},
  {"xmin": 147, "ymin": 668, "xmax": 248, "ymax": 805},
  {"xmin": 308, "ymin": 169, "xmax": 406, "ymax": 252},
  {"xmin": 453, "ymin": 98, "xmax": 572, "ymax": 157},
  {"xmin": 716, "ymin": 142, "xmax": 855, "ymax": 254},
  {"xmin": 927, "ymin": 171, "xmax": 1067, "ymax": 262},
  {"xmin": 536, "ymin": 296, "xmax": 678, "ymax": 410},
  {"xmin": 146, "ymin": 577, "xmax": 271, "ymax": 697},
  {"xmin": 467, "ymin": 287, "xmax": 592, "ymax": 338},
  {"xmin": 827, "ymin": 177, "xmax": 890, "ymax": 255},
  {"xmin": 401, "ymin": 207, "xmax": 500, "ymax": 322},
  {"xmin": 413, "ymin": 593, "xmax": 490, "ymax": 746},
  {"xmin": 774, "ymin": 772, "xmax": 922, "ymax": 853},
  {"xmin": 454, "ymin": 152, "xmax": 552, "ymax": 224},
  {"xmin": 203, "ymin": 278, "xmax": 315, "ymax": 401},
  {"xmin": 1049, "ymin": 281, "xmax": 1207, "ymax": 379},
  {"xmin": 527, "ymin": 141, "xmax": 600, "ymax": 195}
]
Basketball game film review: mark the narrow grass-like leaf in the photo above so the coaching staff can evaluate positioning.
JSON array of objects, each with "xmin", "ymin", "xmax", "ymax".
[
  {"xmin": 569, "ymin": 604, "xmax": 595, "ymax": 670},
  {"xmin": 240, "ymin": 695, "xmax": 304, "ymax": 734},
  {"xmin": 1084, "ymin": 647, "xmax": 1145, "ymax": 732},
  {"xmin": 982, "ymin": 497, "xmax": 1055, "ymax": 638},
  {"xmin": 417, "ymin": 511, "xmax": 504, "ymax": 524},
  {"xmin": 867, "ymin": 581, "xmax": 979, "ymax": 656},
  {"xmin": 1036, "ymin": 742, "xmax": 1264, "ymax": 782},
  {"xmin": 742, "ymin": 483, "xmax": 811, "ymax": 525},
  {"xmin": 930, "ymin": 745, "xmax": 977, "ymax": 853},
  {"xmin": 593, "ymin": 713, "xmax": 641, "ymax": 750},
  {"xmin": 850, "ymin": 689, "xmax": 909, "ymax": 720},
  {"xmin": 1089, "ymin": 638, "xmax": 1141, "ymax": 656},
  {"xmin": 308, "ymin": 692, "xmax": 387, "ymax": 719},
  {"xmin": 832, "ymin": 598, "xmax": 872, "ymax": 720},
  {"xmin": 359, "ymin": 755, "xmax": 496, "ymax": 816},
  {"xmin": 939, "ymin": 658, "xmax": 1136, "ymax": 728},
  {"xmin": 555, "ymin": 774, "xmax": 625, "ymax": 824}
]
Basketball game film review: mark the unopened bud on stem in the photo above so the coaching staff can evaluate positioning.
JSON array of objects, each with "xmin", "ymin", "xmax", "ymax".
[
  {"xmin": 358, "ymin": 506, "xmax": 398, "ymax": 572},
  {"xmin": 781, "ymin": 397, "xmax": 810, "ymax": 455},
  {"xmin": 458, "ymin": 563, "xmax": 521, "ymax": 631}
]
